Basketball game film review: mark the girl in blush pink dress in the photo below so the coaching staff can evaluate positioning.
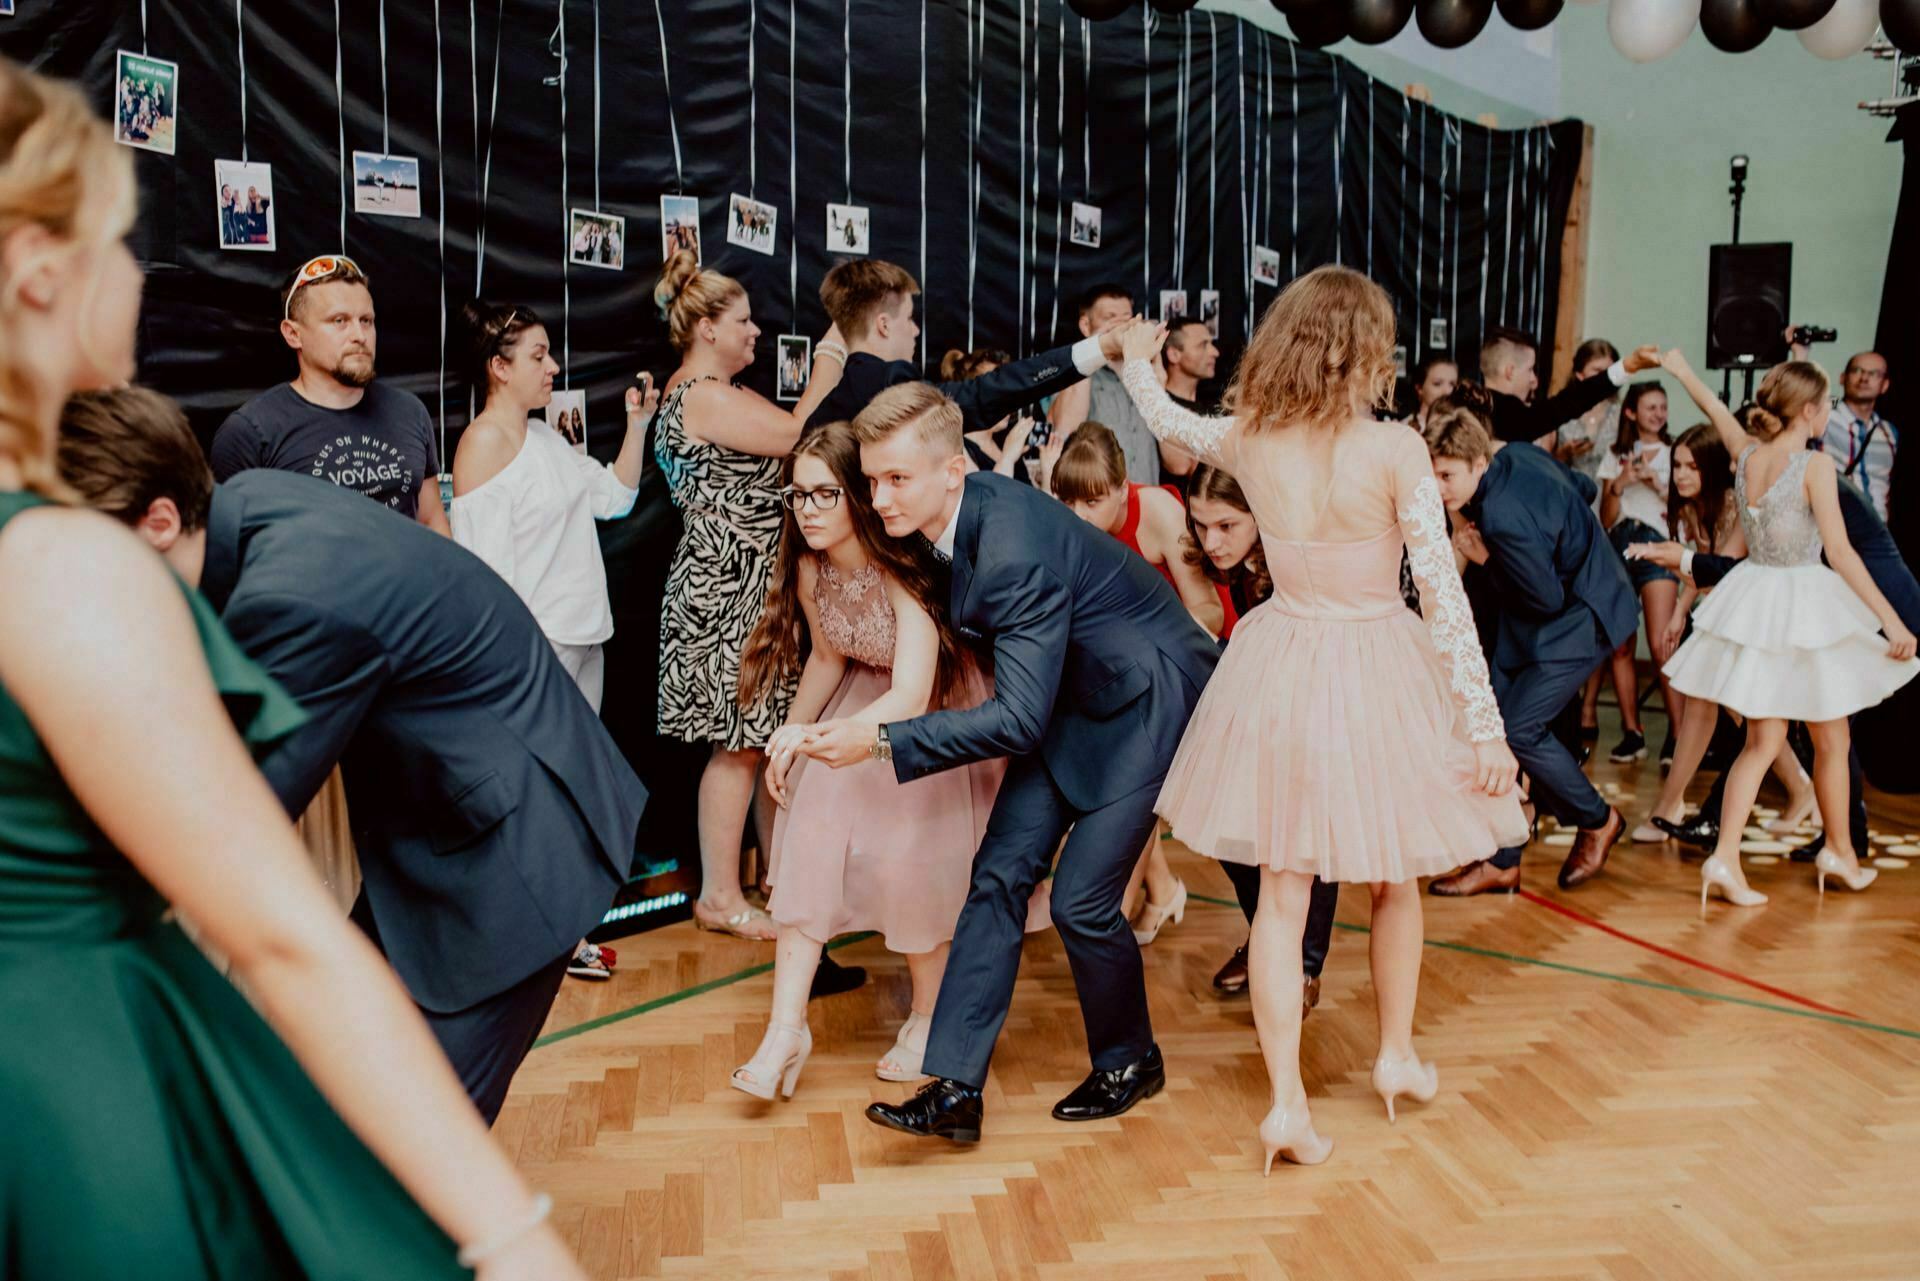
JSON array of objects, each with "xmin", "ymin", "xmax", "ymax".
[
  {"xmin": 730, "ymin": 423, "xmax": 1046, "ymax": 1101},
  {"xmin": 1115, "ymin": 269, "xmax": 1528, "ymax": 1174}
]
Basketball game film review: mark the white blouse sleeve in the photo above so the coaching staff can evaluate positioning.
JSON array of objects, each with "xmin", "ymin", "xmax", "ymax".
[
  {"xmin": 568, "ymin": 449, "xmax": 639, "ymax": 520},
  {"xmin": 1391, "ymin": 433, "xmax": 1506, "ymax": 743},
  {"xmin": 449, "ymin": 483, "xmax": 520, "ymax": 588},
  {"xmin": 1117, "ymin": 359, "xmax": 1238, "ymax": 468}
]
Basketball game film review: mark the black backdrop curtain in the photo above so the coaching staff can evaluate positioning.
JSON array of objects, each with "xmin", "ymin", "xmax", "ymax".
[{"xmin": 5, "ymin": 1, "xmax": 1586, "ymax": 863}]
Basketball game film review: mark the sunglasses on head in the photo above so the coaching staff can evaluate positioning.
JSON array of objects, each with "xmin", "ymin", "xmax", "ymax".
[{"xmin": 283, "ymin": 254, "xmax": 363, "ymax": 322}]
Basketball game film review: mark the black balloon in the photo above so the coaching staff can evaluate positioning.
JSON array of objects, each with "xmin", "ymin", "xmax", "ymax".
[
  {"xmin": 1067, "ymin": 0, "xmax": 1135, "ymax": 19},
  {"xmin": 1149, "ymin": 0, "xmax": 1202, "ymax": 11},
  {"xmin": 1881, "ymin": 0, "xmax": 1920, "ymax": 49},
  {"xmin": 1701, "ymin": 0, "xmax": 1773, "ymax": 49},
  {"xmin": 1350, "ymin": 0, "xmax": 1417, "ymax": 42},
  {"xmin": 1494, "ymin": 0, "xmax": 1564, "ymax": 29},
  {"xmin": 1267, "ymin": 0, "xmax": 1306, "ymax": 16},
  {"xmin": 1288, "ymin": 0, "xmax": 1353, "ymax": 44},
  {"xmin": 1416, "ymin": 0, "xmax": 1495, "ymax": 46},
  {"xmin": 1756, "ymin": 0, "xmax": 1834, "ymax": 26}
]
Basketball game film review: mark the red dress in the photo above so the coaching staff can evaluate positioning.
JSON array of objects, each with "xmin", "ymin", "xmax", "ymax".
[{"xmin": 1114, "ymin": 482, "xmax": 1236, "ymax": 634}]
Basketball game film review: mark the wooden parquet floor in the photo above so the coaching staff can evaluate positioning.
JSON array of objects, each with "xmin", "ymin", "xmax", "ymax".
[{"xmin": 502, "ymin": 725, "xmax": 1920, "ymax": 1280}]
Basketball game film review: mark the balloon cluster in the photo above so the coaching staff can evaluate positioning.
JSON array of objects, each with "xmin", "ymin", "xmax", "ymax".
[{"xmin": 1064, "ymin": 0, "xmax": 1914, "ymax": 56}]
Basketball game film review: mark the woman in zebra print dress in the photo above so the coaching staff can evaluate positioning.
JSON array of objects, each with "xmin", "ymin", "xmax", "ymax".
[{"xmin": 653, "ymin": 251, "xmax": 835, "ymax": 940}]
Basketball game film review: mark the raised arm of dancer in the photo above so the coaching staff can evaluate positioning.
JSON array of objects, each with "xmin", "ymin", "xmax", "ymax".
[
  {"xmin": 1388, "ymin": 433, "xmax": 1517, "ymax": 795},
  {"xmin": 1662, "ymin": 348, "xmax": 1752, "ymax": 460},
  {"xmin": 0, "ymin": 510, "xmax": 581, "ymax": 1281},
  {"xmin": 1804, "ymin": 452, "xmax": 1917, "ymax": 660},
  {"xmin": 1115, "ymin": 321, "xmax": 1238, "ymax": 469}
]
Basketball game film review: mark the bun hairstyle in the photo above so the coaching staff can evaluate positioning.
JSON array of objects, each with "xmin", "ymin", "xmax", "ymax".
[
  {"xmin": 653, "ymin": 249, "xmax": 745, "ymax": 352},
  {"xmin": 0, "ymin": 57, "xmax": 136, "ymax": 498},
  {"xmin": 1226, "ymin": 265, "xmax": 1397, "ymax": 433},
  {"xmin": 1746, "ymin": 360, "xmax": 1830, "ymax": 442},
  {"xmin": 456, "ymin": 299, "xmax": 542, "ymax": 401}
]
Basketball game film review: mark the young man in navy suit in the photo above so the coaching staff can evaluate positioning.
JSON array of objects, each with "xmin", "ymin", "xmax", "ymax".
[{"xmin": 792, "ymin": 376, "xmax": 1218, "ymax": 1144}]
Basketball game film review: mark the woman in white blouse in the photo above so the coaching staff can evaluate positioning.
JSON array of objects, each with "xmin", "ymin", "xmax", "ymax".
[{"xmin": 448, "ymin": 300, "xmax": 657, "ymax": 711}]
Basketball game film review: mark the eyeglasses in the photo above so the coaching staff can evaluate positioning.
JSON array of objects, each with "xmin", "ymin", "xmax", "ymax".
[
  {"xmin": 283, "ymin": 254, "xmax": 362, "ymax": 322},
  {"xmin": 780, "ymin": 486, "xmax": 843, "ymax": 512}
]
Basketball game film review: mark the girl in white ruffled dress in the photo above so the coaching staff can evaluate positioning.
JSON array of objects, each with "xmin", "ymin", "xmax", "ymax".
[{"xmin": 1659, "ymin": 349, "xmax": 1918, "ymax": 906}]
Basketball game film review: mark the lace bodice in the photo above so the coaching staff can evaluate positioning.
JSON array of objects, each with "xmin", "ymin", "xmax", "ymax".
[
  {"xmin": 815, "ymin": 559, "xmax": 895, "ymax": 670},
  {"xmin": 1736, "ymin": 446, "xmax": 1822, "ymax": 568}
]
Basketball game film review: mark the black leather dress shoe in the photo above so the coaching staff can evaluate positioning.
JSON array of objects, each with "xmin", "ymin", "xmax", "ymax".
[
  {"xmin": 1789, "ymin": 831, "xmax": 1826, "ymax": 863},
  {"xmin": 1052, "ymin": 1045, "xmax": 1165, "ymax": 1122},
  {"xmin": 1650, "ymin": 813, "xmax": 1718, "ymax": 848},
  {"xmin": 865, "ymin": 1077, "xmax": 983, "ymax": 1144},
  {"xmin": 808, "ymin": 954, "xmax": 868, "ymax": 1000}
]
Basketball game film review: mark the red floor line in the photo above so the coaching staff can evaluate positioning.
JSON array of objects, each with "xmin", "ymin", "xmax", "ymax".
[{"xmin": 1515, "ymin": 888, "xmax": 1862, "ymax": 1020}]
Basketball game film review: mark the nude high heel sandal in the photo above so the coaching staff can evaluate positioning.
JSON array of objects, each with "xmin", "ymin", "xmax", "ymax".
[
  {"xmin": 1700, "ymin": 855, "xmax": 1768, "ymax": 908},
  {"xmin": 1370, "ymin": 1054, "xmax": 1439, "ymax": 1124},
  {"xmin": 1814, "ymin": 850, "xmax": 1877, "ymax": 896},
  {"xmin": 1132, "ymin": 878, "xmax": 1188, "ymax": 945},
  {"xmin": 1259, "ymin": 1102, "xmax": 1333, "ymax": 1174},
  {"xmin": 730, "ymin": 1022, "xmax": 812, "ymax": 1101},
  {"xmin": 876, "ymin": 1010, "xmax": 930, "ymax": 1083}
]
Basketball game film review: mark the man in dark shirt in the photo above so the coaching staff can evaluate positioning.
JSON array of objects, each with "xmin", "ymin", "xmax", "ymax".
[
  {"xmin": 1158, "ymin": 318, "xmax": 1219, "ymax": 480},
  {"xmin": 1477, "ymin": 326, "xmax": 1661, "ymax": 445},
  {"xmin": 210, "ymin": 255, "xmax": 450, "ymax": 535}
]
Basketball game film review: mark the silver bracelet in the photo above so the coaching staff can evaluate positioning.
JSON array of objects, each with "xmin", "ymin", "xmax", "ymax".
[
  {"xmin": 456, "ymin": 1193, "xmax": 553, "ymax": 1268},
  {"xmin": 815, "ymin": 341, "xmax": 849, "ymax": 366}
]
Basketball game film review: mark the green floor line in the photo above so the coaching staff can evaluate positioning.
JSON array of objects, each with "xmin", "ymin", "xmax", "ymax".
[{"xmin": 1187, "ymin": 890, "xmax": 1920, "ymax": 1040}]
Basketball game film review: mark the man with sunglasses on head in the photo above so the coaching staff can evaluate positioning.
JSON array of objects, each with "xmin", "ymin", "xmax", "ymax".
[{"xmin": 210, "ymin": 255, "xmax": 450, "ymax": 535}]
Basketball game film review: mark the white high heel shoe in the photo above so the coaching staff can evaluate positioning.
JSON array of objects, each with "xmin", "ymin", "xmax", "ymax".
[
  {"xmin": 730, "ymin": 1022, "xmax": 812, "ymax": 1101},
  {"xmin": 1258, "ymin": 1101, "xmax": 1333, "ymax": 1174},
  {"xmin": 876, "ymin": 1010, "xmax": 930, "ymax": 1083},
  {"xmin": 1765, "ymin": 789, "xmax": 1818, "ymax": 835},
  {"xmin": 1131, "ymin": 878, "xmax": 1188, "ymax": 945},
  {"xmin": 1700, "ymin": 855, "xmax": 1768, "ymax": 908},
  {"xmin": 1814, "ymin": 850, "xmax": 1877, "ymax": 896},
  {"xmin": 1370, "ymin": 1054, "xmax": 1439, "ymax": 1124}
]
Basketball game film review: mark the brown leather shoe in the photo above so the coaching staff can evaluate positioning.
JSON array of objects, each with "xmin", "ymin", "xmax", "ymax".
[
  {"xmin": 1558, "ymin": 807, "xmax": 1624, "ymax": 889},
  {"xmin": 1427, "ymin": 858, "xmax": 1521, "ymax": 897},
  {"xmin": 1211, "ymin": 943, "xmax": 1250, "ymax": 995},
  {"xmin": 1302, "ymin": 975, "xmax": 1321, "ymax": 1019}
]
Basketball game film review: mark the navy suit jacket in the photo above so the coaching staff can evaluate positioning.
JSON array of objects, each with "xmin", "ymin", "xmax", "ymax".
[
  {"xmin": 199, "ymin": 472, "xmax": 647, "ymax": 1012},
  {"xmin": 1690, "ymin": 476, "xmax": 1920, "ymax": 633},
  {"xmin": 806, "ymin": 343, "xmax": 1087, "ymax": 434},
  {"xmin": 887, "ymin": 472, "xmax": 1219, "ymax": 810},
  {"xmin": 1464, "ymin": 443, "xmax": 1639, "ymax": 671}
]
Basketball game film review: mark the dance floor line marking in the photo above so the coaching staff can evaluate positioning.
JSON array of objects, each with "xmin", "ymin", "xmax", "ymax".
[
  {"xmin": 530, "ymin": 898, "xmax": 1919, "ymax": 1053},
  {"xmin": 1513, "ymin": 887, "xmax": 1863, "ymax": 1019},
  {"xmin": 1183, "ymin": 890, "xmax": 1918, "ymax": 1041}
]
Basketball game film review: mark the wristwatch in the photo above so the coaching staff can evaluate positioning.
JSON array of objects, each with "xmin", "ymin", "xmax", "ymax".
[{"xmin": 870, "ymin": 723, "xmax": 892, "ymax": 762}]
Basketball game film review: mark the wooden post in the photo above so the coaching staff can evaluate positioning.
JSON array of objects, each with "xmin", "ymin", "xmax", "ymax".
[{"xmin": 1551, "ymin": 123, "xmax": 1596, "ymax": 392}]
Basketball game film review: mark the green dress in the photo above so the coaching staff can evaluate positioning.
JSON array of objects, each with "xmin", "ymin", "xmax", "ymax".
[{"xmin": 0, "ymin": 491, "xmax": 470, "ymax": 1279}]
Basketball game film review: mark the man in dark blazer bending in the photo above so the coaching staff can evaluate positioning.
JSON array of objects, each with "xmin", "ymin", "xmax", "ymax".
[
  {"xmin": 58, "ymin": 388, "xmax": 648, "ymax": 1123},
  {"xmin": 801, "ymin": 258, "xmax": 1127, "ymax": 435},
  {"xmin": 1425, "ymin": 403, "xmax": 1640, "ymax": 895},
  {"xmin": 791, "ymin": 380, "xmax": 1217, "ymax": 1144}
]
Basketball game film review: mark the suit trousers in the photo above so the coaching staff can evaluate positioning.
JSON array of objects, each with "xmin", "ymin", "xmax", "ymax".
[
  {"xmin": 1491, "ymin": 656, "xmax": 1612, "ymax": 870},
  {"xmin": 351, "ymin": 895, "xmax": 570, "ymax": 1124},
  {"xmin": 1222, "ymin": 860, "xmax": 1339, "ymax": 979},
  {"xmin": 921, "ymin": 755, "xmax": 1160, "ymax": 1088}
]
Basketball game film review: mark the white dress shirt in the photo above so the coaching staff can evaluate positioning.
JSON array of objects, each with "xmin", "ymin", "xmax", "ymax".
[{"xmin": 932, "ymin": 488, "xmax": 965, "ymax": 561}]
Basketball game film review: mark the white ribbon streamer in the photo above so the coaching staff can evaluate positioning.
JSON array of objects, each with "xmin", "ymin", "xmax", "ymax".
[
  {"xmin": 594, "ymin": 0, "xmax": 602, "ymax": 209},
  {"xmin": 474, "ymin": 0, "xmax": 505, "ymax": 294},
  {"xmin": 748, "ymin": 0, "xmax": 756, "ymax": 194},
  {"xmin": 1141, "ymin": 13, "xmax": 1150, "ymax": 308},
  {"xmin": 234, "ymin": 0, "xmax": 248, "ymax": 162},
  {"xmin": 1283, "ymin": 39, "xmax": 1293, "ymax": 276},
  {"xmin": 1235, "ymin": 20, "xmax": 1247, "ymax": 333},
  {"xmin": 1206, "ymin": 13, "xmax": 1216, "ymax": 294},
  {"xmin": 652, "ymin": 0, "xmax": 684, "ymax": 191},
  {"xmin": 790, "ymin": 0, "xmax": 798, "ymax": 321},
  {"xmin": 1049, "ymin": 2, "xmax": 1063, "ymax": 342},
  {"xmin": 920, "ymin": 0, "xmax": 927, "ymax": 365},
  {"xmin": 843, "ymin": 0, "xmax": 852, "ymax": 203},
  {"xmin": 435, "ymin": 0, "xmax": 446, "ymax": 463},
  {"xmin": 557, "ymin": 2, "xmax": 569, "ymax": 388},
  {"xmin": 378, "ymin": 0, "xmax": 390, "ymax": 156},
  {"xmin": 1333, "ymin": 60, "xmax": 1344, "ymax": 267},
  {"xmin": 334, "ymin": 0, "xmax": 346, "ymax": 248}
]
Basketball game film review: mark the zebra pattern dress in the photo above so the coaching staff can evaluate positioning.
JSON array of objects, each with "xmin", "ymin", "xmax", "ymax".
[{"xmin": 654, "ymin": 374, "xmax": 793, "ymax": 748}]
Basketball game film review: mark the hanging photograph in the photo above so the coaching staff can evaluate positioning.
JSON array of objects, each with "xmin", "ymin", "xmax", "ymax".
[
  {"xmin": 1199, "ymin": 290, "xmax": 1221, "ymax": 340},
  {"xmin": 728, "ymin": 193, "xmax": 778, "ymax": 256},
  {"xmin": 1159, "ymin": 291, "xmax": 1188, "ymax": 324},
  {"xmin": 1394, "ymin": 345, "xmax": 1409, "ymax": 377},
  {"xmin": 827, "ymin": 203, "xmax": 870, "ymax": 255},
  {"xmin": 569, "ymin": 208, "xmax": 625, "ymax": 271},
  {"xmin": 1251, "ymin": 245, "xmax": 1281, "ymax": 288},
  {"xmin": 0, "ymin": 2, "xmax": 15, "ymax": 16},
  {"xmin": 660, "ymin": 194, "xmax": 700, "ymax": 264},
  {"xmin": 352, "ymin": 151, "xmax": 422, "ymax": 219},
  {"xmin": 114, "ymin": 50, "xmax": 180, "ymax": 155},
  {"xmin": 776, "ymin": 335, "xmax": 811, "ymax": 403},
  {"xmin": 546, "ymin": 389, "xmax": 588, "ymax": 454},
  {"xmin": 1429, "ymin": 317, "xmax": 1450, "ymax": 349},
  {"xmin": 1070, "ymin": 201, "xmax": 1102, "ymax": 249},
  {"xmin": 214, "ymin": 159, "xmax": 276, "ymax": 252}
]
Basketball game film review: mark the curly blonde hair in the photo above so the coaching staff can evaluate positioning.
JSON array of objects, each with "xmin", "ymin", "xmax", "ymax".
[
  {"xmin": 0, "ymin": 58, "xmax": 136, "ymax": 498},
  {"xmin": 1224, "ymin": 264, "xmax": 1397, "ymax": 433},
  {"xmin": 653, "ymin": 248, "xmax": 746, "ymax": 353}
]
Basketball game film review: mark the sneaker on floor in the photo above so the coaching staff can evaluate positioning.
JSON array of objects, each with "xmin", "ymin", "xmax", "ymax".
[
  {"xmin": 567, "ymin": 941, "xmax": 614, "ymax": 980},
  {"xmin": 1609, "ymin": 730, "xmax": 1648, "ymax": 764}
]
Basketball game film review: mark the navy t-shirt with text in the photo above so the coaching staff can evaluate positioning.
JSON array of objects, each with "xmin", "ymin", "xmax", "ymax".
[{"xmin": 209, "ymin": 382, "xmax": 440, "ymax": 518}]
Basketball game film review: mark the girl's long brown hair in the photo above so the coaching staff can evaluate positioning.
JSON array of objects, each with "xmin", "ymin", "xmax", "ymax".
[
  {"xmin": 1183, "ymin": 464, "xmax": 1271, "ymax": 605},
  {"xmin": 1668, "ymin": 424, "xmax": 1735, "ymax": 553},
  {"xmin": 738, "ymin": 421, "xmax": 971, "ymax": 711}
]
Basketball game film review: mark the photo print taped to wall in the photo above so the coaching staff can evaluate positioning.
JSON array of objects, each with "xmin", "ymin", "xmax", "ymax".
[
  {"xmin": 827, "ymin": 204, "xmax": 870, "ymax": 256},
  {"xmin": 214, "ymin": 160, "xmax": 275, "ymax": 252},
  {"xmin": 114, "ymin": 50, "xmax": 180, "ymax": 155},
  {"xmin": 546, "ymin": 389, "xmax": 588, "ymax": 454},
  {"xmin": 728, "ymin": 194, "xmax": 778, "ymax": 257},
  {"xmin": 1252, "ymin": 246, "xmax": 1281, "ymax": 288},
  {"xmin": 1159, "ymin": 291, "xmax": 1188, "ymax": 325},
  {"xmin": 660, "ymin": 195, "xmax": 700, "ymax": 264},
  {"xmin": 353, "ymin": 152, "xmax": 422, "ymax": 219},
  {"xmin": 570, "ymin": 209, "xmax": 625, "ymax": 272},
  {"xmin": 1199, "ymin": 290, "xmax": 1221, "ymax": 341},
  {"xmin": 776, "ymin": 336, "xmax": 811, "ymax": 403},
  {"xmin": 1070, "ymin": 201, "xmax": 1101, "ymax": 249}
]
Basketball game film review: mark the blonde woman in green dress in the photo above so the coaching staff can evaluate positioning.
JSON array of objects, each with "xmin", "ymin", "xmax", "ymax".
[{"xmin": 0, "ymin": 58, "xmax": 580, "ymax": 1279}]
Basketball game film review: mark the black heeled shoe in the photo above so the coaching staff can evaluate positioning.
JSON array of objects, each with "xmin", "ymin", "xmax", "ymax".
[
  {"xmin": 1650, "ymin": 813, "xmax": 1717, "ymax": 848},
  {"xmin": 1052, "ymin": 1045, "xmax": 1165, "ymax": 1122},
  {"xmin": 808, "ymin": 954, "xmax": 867, "ymax": 1000},
  {"xmin": 865, "ymin": 1077, "xmax": 984, "ymax": 1144}
]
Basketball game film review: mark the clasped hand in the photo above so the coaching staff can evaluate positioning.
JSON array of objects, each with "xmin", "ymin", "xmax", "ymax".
[{"xmin": 763, "ymin": 719, "xmax": 878, "ymax": 806}]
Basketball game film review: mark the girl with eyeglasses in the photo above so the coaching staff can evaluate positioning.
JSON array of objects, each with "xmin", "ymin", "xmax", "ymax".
[{"xmin": 729, "ymin": 423, "xmax": 1047, "ymax": 1099}]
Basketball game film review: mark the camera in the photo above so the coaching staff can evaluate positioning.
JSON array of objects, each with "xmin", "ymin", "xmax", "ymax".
[{"xmin": 1791, "ymin": 325, "xmax": 1837, "ymax": 346}]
